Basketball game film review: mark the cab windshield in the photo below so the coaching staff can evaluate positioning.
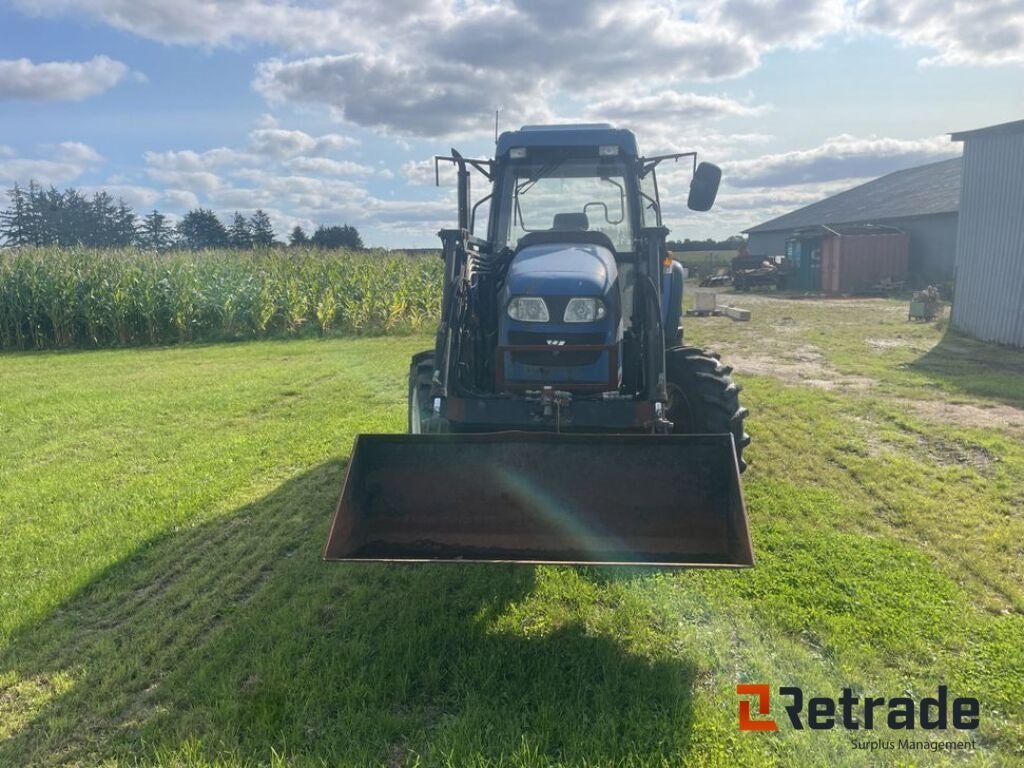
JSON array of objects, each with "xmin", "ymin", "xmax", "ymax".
[{"xmin": 496, "ymin": 158, "xmax": 634, "ymax": 251}]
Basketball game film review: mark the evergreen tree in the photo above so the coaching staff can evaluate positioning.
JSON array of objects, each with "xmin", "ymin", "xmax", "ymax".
[
  {"xmin": 249, "ymin": 209, "xmax": 275, "ymax": 247},
  {"xmin": 0, "ymin": 184, "xmax": 34, "ymax": 246},
  {"xmin": 90, "ymin": 191, "xmax": 118, "ymax": 247},
  {"xmin": 177, "ymin": 208, "xmax": 229, "ymax": 250},
  {"xmin": 289, "ymin": 225, "xmax": 309, "ymax": 247},
  {"xmin": 65, "ymin": 188, "xmax": 95, "ymax": 245},
  {"xmin": 311, "ymin": 224, "xmax": 364, "ymax": 250},
  {"xmin": 138, "ymin": 210, "xmax": 175, "ymax": 251},
  {"xmin": 25, "ymin": 183, "xmax": 49, "ymax": 245},
  {"xmin": 341, "ymin": 224, "xmax": 363, "ymax": 250},
  {"xmin": 228, "ymin": 212, "xmax": 253, "ymax": 249},
  {"xmin": 1, "ymin": 181, "xmax": 140, "ymax": 247},
  {"xmin": 38, "ymin": 186, "xmax": 68, "ymax": 244},
  {"xmin": 112, "ymin": 200, "xmax": 137, "ymax": 247}
]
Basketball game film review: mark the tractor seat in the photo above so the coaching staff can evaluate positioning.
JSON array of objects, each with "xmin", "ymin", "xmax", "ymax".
[{"xmin": 551, "ymin": 212, "xmax": 589, "ymax": 231}]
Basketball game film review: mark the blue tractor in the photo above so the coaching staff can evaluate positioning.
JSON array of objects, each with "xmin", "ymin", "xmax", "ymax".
[{"xmin": 324, "ymin": 125, "xmax": 752, "ymax": 567}]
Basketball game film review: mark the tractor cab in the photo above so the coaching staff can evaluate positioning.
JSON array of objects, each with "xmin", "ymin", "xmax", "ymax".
[{"xmin": 433, "ymin": 124, "xmax": 723, "ymax": 419}]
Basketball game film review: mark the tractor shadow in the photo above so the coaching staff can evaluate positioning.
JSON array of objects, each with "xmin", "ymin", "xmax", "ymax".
[
  {"xmin": 0, "ymin": 460, "xmax": 697, "ymax": 766},
  {"xmin": 908, "ymin": 328, "xmax": 1024, "ymax": 407}
]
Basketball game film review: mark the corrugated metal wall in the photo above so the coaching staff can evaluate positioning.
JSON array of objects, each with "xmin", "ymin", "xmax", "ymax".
[{"xmin": 951, "ymin": 132, "xmax": 1024, "ymax": 347}]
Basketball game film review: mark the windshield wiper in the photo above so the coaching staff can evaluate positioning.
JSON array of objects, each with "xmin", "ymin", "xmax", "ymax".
[{"xmin": 515, "ymin": 161, "xmax": 563, "ymax": 196}]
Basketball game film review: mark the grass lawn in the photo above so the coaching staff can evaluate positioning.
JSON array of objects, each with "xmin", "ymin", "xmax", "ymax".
[{"xmin": 1, "ymin": 292, "xmax": 1022, "ymax": 766}]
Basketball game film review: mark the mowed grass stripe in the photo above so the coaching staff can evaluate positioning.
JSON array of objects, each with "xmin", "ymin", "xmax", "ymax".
[{"xmin": 0, "ymin": 336, "xmax": 426, "ymax": 644}]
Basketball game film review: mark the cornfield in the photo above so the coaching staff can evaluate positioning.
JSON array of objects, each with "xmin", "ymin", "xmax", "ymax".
[{"xmin": 0, "ymin": 247, "xmax": 444, "ymax": 350}]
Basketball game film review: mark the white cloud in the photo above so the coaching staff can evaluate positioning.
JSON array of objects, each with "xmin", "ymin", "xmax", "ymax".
[
  {"xmin": 143, "ymin": 148, "xmax": 255, "ymax": 172},
  {"xmin": 254, "ymin": 55, "xmax": 547, "ymax": 138},
  {"xmin": 0, "ymin": 55, "xmax": 130, "ymax": 101},
  {"xmin": 208, "ymin": 186, "xmax": 274, "ymax": 209},
  {"xmin": 248, "ymin": 127, "xmax": 357, "ymax": 158},
  {"xmin": 249, "ymin": 0, "xmax": 842, "ymax": 138},
  {"xmin": 722, "ymin": 134, "xmax": 959, "ymax": 187},
  {"xmin": 54, "ymin": 141, "xmax": 104, "ymax": 164},
  {"xmin": 0, "ymin": 158, "xmax": 85, "ymax": 186},
  {"xmin": 14, "ymin": 0, "xmax": 363, "ymax": 49},
  {"xmin": 712, "ymin": 0, "xmax": 848, "ymax": 48},
  {"xmin": 854, "ymin": 0, "xmax": 1024, "ymax": 66},
  {"xmin": 401, "ymin": 158, "xmax": 450, "ymax": 186},
  {"xmin": 20, "ymin": 0, "xmax": 1012, "ymax": 150},
  {"xmin": 586, "ymin": 92, "xmax": 768, "ymax": 123},
  {"xmin": 0, "ymin": 141, "xmax": 109, "ymax": 185},
  {"xmin": 287, "ymin": 157, "xmax": 373, "ymax": 176},
  {"xmin": 12, "ymin": 0, "xmax": 1022, "ymax": 151},
  {"xmin": 716, "ymin": 182, "xmax": 866, "ymax": 212},
  {"xmin": 131, "ymin": 128, "xmax": 457, "ymax": 236},
  {"xmin": 145, "ymin": 167, "xmax": 223, "ymax": 192},
  {"xmin": 163, "ymin": 189, "xmax": 200, "ymax": 209}
]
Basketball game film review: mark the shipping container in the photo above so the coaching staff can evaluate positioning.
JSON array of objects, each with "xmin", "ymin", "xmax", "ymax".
[
  {"xmin": 820, "ymin": 226, "xmax": 909, "ymax": 294},
  {"xmin": 785, "ymin": 232, "xmax": 823, "ymax": 291}
]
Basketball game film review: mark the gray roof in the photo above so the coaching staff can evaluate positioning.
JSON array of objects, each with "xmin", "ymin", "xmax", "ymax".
[
  {"xmin": 744, "ymin": 156, "xmax": 961, "ymax": 234},
  {"xmin": 951, "ymin": 118, "xmax": 1024, "ymax": 142}
]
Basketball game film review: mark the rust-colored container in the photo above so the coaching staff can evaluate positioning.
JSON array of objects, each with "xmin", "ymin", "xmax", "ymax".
[{"xmin": 820, "ymin": 228, "xmax": 909, "ymax": 293}]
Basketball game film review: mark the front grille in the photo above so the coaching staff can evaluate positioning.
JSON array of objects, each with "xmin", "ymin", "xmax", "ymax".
[
  {"xmin": 510, "ymin": 350, "xmax": 603, "ymax": 367},
  {"xmin": 508, "ymin": 331, "xmax": 606, "ymax": 345}
]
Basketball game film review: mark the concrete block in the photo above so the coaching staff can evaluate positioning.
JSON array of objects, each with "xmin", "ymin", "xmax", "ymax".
[{"xmin": 719, "ymin": 305, "xmax": 751, "ymax": 321}]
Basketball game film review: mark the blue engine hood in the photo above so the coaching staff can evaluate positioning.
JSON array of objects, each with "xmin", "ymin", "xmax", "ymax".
[
  {"xmin": 504, "ymin": 242, "xmax": 617, "ymax": 297},
  {"xmin": 498, "ymin": 240, "xmax": 622, "ymax": 390}
]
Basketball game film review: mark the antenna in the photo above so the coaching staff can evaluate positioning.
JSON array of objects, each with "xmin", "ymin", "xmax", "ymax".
[{"xmin": 494, "ymin": 109, "xmax": 499, "ymax": 146}]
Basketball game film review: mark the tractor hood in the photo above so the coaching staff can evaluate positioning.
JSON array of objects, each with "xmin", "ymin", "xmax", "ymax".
[{"xmin": 505, "ymin": 242, "xmax": 617, "ymax": 298}]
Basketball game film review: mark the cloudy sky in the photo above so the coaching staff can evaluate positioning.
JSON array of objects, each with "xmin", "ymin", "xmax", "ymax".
[{"xmin": 1, "ymin": 0, "xmax": 1022, "ymax": 247}]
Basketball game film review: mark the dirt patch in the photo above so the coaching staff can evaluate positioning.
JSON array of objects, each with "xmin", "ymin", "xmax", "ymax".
[
  {"xmin": 906, "ymin": 400, "xmax": 1024, "ymax": 432},
  {"xmin": 728, "ymin": 344, "xmax": 876, "ymax": 390},
  {"xmin": 769, "ymin": 318, "xmax": 803, "ymax": 334},
  {"xmin": 916, "ymin": 436, "xmax": 997, "ymax": 473},
  {"xmin": 723, "ymin": 293, "xmax": 908, "ymax": 312},
  {"xmin": 866, "ymin": 338, "xmax": 910, "ymax": 350}
]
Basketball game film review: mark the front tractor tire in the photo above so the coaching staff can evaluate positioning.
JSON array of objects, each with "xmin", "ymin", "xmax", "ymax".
[
  {"xmin": 408, "ymin": 350, "xmax": 448, "ymax": 434},
  {"xmin": 664, "ymin": 346, "xmax": 750, "ymax": 471}
]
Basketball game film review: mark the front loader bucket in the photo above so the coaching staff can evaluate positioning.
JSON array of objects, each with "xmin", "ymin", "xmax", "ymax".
[{"xmin": 324, "ymin": 432, "xmax": 752, "ymax": 567}]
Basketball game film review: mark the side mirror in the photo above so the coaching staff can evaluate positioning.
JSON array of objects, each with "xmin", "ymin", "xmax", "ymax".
[{"xmin": 688, "ymin": 162, "xmax": 721, "ymax": 212}]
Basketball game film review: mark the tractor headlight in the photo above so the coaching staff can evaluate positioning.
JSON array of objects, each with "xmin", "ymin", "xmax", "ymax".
[
  {"xmin": 507, "ymin": 296, "xmax": 550, "ymax": 322},
  {"xmin": 563, "ymin": 297, "xmax": 607, "ymax": 323}
]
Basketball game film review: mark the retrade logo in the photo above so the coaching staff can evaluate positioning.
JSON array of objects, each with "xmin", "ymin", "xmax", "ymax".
[
  {"xmin": 737, "ymin": 684, "xmax": 778, "ymax": 731},
  {"xmin": 736, "ymin": 685, "xmax": 979, "ymax": 732}
]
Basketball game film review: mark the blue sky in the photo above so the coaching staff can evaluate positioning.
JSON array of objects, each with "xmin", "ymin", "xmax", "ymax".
[{"xmin": 1, "ymin": 0, "xmax": 1022, "ymax": 247}]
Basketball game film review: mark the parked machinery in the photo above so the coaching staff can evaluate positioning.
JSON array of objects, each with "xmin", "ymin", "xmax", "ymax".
[{"xmin": 324, "ymin": 125, "xmax": 752, "ymax": 568}]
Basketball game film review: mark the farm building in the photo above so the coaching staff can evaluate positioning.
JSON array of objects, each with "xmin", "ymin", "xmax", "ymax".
[
  {"xmin": 744, "ymin": 157, "xmax": 961, "ymax": 286},
  {"xmin": 950, "ymin": 119, "xmax": 1024, "ymax": 348}
]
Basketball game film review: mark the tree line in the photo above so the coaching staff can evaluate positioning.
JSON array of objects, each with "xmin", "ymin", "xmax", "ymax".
[
  {"xmin": 0, "ymin": 182, "xmax": 364, "ymax": 251},
  {"xmin": 667, "ymin": 235, "xmax": 746, "ymax": 252}
]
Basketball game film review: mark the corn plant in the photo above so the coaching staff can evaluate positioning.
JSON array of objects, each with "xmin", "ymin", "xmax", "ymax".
[{"xmin": 0, "ymin": 247, "xmax": 444, "ymax": 350}]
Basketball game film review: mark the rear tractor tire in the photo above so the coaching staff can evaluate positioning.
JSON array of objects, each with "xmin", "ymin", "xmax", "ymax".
[
  {"xmin": 408, "ymin": 350, "xmax": 448, "ymax": 434},
  {"xmin": 664, "ymin": 346, "xmax": 750, "ymax": 471}
]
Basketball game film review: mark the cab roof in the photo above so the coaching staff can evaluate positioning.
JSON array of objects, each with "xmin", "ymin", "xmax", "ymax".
[{"xmin": 496, "ymin": 124, "xmax": 639, "ymax": 158}]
